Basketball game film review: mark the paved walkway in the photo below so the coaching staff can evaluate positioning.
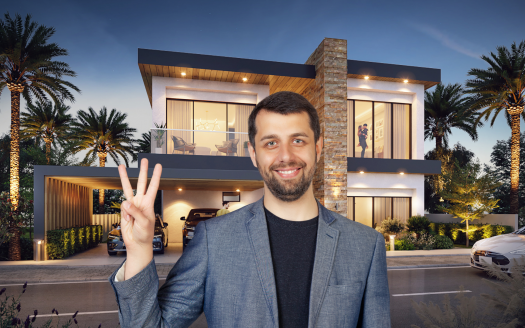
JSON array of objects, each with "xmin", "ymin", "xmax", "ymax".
[{"xmin": 0, "ymin": 245, "xmax": 472, "ymax": 284}]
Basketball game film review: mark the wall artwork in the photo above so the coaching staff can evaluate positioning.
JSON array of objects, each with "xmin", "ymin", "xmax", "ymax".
[{"xmin": 375, "ymin": 119, "xmax": 384, "ymax": 141}]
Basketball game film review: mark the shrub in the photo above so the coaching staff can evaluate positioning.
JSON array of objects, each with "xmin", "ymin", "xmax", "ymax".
[
  {"xmin": 433, "ymin": 235, "xmax": 454, "ymax": 249},
  {"xmin": 46, "ymin": 225, "xmax": 101, "ymax": 260},
  {"xmin": 395, "ymin": 238, "xmax": 415, "ymax": 250},
  {"xmin": 406, "ymin": 215, "xmax": 431, "ymax": 236},
  {"xmin": 378, "ymin": 218, "xmax": 405, "ymax": 235},
  {"xmin": 404, "ymin": 233, "xmax": 436, "ymax": 250}
]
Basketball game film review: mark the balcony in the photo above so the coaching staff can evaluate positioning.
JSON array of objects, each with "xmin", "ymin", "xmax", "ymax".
[{"xmin": 150, "ymin": 128, "xmax": 250, "ymax": 157}]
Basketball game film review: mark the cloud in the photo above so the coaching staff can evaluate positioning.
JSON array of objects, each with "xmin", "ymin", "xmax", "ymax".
[{"xmin": 410, "ymin": 23, "xmax": 483, "ymax": 60}]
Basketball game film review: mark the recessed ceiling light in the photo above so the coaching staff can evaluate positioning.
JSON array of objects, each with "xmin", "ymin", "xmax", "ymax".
[
  {"xmin": 181, "ymin": 72, "xmax": 186, "ymax": 76},
  {"xmin": 360, "ymin": 171, "xmax": 364, "ymax": 174},
  {"xmin": 242, "ymin": 77, "xmax": 247, "ymax": 82},
  {"xmin": 400, "ymin": 172, "xmax": 405, "ymax": 175},
  {"xmin": 178, "ymin": 188, "xmax": 182, "ymax": 191},
  {"xmin": 364, "ymin": 76, "xmax": 369, "ymax": 80},
  {"xmin": 236, "ymin": 189, "xmax": 240, "ymax": 192},
  {"xmin": 403, "ymin": 79, "xmax": 408, "ymax": 83}
]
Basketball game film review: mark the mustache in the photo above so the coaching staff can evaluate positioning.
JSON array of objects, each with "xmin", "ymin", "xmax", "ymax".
[{"xmin": 270, "ymin": 162, "xmax": 305, "ymax": 171}]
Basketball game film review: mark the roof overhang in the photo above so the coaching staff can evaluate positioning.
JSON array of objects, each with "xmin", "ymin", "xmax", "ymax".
[
  {"xmin": 347, "ymin": 59, "xmax": 441, "ymax": 90},
  {"xmin": 138, "ymin": 49, "xmax": 316, "ymax": 106}
]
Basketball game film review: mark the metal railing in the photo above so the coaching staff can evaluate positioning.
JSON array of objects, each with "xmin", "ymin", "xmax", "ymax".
[{"xmin": 150, "ymin": 128, "xmax": 250, "ymax": 156}]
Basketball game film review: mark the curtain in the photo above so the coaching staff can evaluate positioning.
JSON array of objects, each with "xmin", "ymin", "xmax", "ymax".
[
  {"xmin": 374, "ymin": 197, "xmax": 392, "ymax": 228},
  {"xmin": 393, "ymin": 104, "xmax": 407, "ymax": 159},
  {"xmin": 347, "ymin": 100, "xmax": 354, "ymax": 157},
  {"xmin": 167, "ymin": 100, "xmax": 193, "ymax": 154},
  {"xmin": 393, "ymin": 198, "xmax": 410, "ymax": 223},
  {"xmin": 383, "ymin": 104, "xmax": 392, "ymax": 158},
  {"xmin": 231, "ymin": 104, "xmax": 254, "ymax": 156},
  {"xmin": 347, "ymin": 197, "xmax": 354, "ymax": 220}
]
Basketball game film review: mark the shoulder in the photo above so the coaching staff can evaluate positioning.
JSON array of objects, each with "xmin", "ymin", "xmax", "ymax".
[{"xmin": 203, "ymin": 203, "xmax": 254, "ymax": 229}]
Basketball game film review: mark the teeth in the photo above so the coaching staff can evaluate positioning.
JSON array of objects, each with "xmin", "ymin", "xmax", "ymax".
[{"xmin": 278, "ymin": 169, "xmax": 298, "ymax": 174}]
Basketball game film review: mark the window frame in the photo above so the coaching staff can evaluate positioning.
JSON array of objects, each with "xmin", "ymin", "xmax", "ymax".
[{"xmin": 347, "ymin": 196, "xmax": 412, "ymax": 227}]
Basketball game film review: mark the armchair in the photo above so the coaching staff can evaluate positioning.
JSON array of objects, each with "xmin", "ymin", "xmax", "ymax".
[{"xmin": 172, "ymin": 136, "xmax": 196, "ymax": 155}]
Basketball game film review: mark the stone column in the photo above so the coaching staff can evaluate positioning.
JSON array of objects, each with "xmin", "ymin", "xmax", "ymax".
[{"xmin": 302, "ymin": 38, "xmax": 348, "ymax": 216}]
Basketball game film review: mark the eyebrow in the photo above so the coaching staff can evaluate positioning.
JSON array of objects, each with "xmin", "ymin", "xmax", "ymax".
[{"xmin": 259, "ymin": 132, "xmax": 310, "ymax": 142}]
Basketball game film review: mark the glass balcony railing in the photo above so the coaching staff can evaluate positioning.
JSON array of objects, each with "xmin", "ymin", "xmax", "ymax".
[{"xmin": 150, "ymin": 128, "xmax": 250, "ymax": 157}]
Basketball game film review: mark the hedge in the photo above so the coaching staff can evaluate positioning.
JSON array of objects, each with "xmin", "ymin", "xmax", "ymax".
[
  {"xmin": 428, "ymin": 222, "xmax": 514, "ymax": 244},
  {"xmin": 46, "ymin": 225, "xmax": 102, "ymax": 260}
]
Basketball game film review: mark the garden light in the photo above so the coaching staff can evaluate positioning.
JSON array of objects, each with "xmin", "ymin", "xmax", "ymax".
[{"xmin": 389, "ymin": 235, "xmax": 396, "ymax": 251}]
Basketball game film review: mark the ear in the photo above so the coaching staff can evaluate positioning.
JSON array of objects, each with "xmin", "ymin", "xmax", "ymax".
[
  {"xmin": 315, "ymin": 135, "xmax": 323, "ymax": 162},
  {"xmin": 248, "ymin": 142, "xmax": 257, "ymax": 168}
]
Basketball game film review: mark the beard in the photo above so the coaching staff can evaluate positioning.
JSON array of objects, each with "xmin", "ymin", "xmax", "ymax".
[{"xmin": 255, "ymin": 150, "xmax": 318, "ymax": 202}]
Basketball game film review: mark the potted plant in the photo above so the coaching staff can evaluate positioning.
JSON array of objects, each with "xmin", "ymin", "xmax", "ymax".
[
  {"xmin": 153, "ymin": 122, "xmax": 167, "ymax": 153},
  {"xmin": 243, "ymin": 141, "xmax": 250, "ymax": 157}
]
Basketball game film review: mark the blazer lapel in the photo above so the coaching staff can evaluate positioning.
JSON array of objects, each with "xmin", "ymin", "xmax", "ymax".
[
  {"xmin": 246, "ymin": 197, "xmax": 279, "ymax": 327},
  {"xmin": 308, "ymin": 199, "xmax": 340, "ymax": 328}
]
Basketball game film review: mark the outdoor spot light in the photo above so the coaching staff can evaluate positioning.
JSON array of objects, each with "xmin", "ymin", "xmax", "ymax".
[
  {"xmin": 37, "ymin": 240, "xmax": 42, "ymax": 245},
  {"xmin": 242, "ymin": 77, "xmax": 247, "ymax": 82},
  {"xmin": 389, "ymin": 234, "xmax": 396, "ymax": 251},
  {"xmin": 439, "ymin": 197, "xmax": 444, "ymax": 202},
  {"xmin": 181, "ymin": 72, "xmax": 186, "ymax": 76},
  {"xmin": 403, "ymin": 79, "xmax": 408, "ymax": 83},
  {"xmin": 364, "ymin": 76, "xmax": 369, "ymax": 80}
]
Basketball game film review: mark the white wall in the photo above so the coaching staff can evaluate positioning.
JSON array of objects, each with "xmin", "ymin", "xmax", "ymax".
[
  {"xmin": 347, "ymin": 172, "xmax": 424, "ymax": 216},
  {"xmin": 347, "ymin": 78, "xmax": 425, "ymax": 160},
  {"xmin": 151, "ymin": 77, "xmax": 270, "ymax": 127},
  {"xmin": 162, "ymin": 188, "xmax": 265, "ymax": 242}
]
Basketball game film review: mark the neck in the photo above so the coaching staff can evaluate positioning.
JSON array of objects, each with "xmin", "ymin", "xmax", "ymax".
[{"xmin": 262, "ymin": 184, "xmax": 319, "ymax": 221}]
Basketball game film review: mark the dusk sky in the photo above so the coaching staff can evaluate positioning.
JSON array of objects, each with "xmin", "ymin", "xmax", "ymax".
[{"xmin": 1, "ymin": 0, "xmax": 524, "ymax": 168}]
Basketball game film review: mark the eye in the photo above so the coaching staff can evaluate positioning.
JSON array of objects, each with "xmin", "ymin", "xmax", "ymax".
[
  {"xmin": 266, "ymin": 141, "xmax": 276, "ymax": 146},
  {"xmin": 294, "ymin": 139, "xmax": 304, "ymax": 144}
]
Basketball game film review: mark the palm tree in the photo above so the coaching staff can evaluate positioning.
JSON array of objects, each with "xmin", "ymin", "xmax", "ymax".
[
  {"xmin": 424, "ymin": 83, "xmax": 482, "ymax": 155},
  {"xmin": 70, "ymin": 107, "xmax": 136, "ymax": 214},
  {"xmin": 20, "ymin": 100, "xmax": 74, "ymax": 164},
  {"xmin": 135, "ymin": 132, "xmax": 151, "ymax": 154},
  {"xmin": 0, "ymin": 13, "xmax": 79, "ymax": 260},
  {"xmin": 465, "ymin": 41, "xmax": 525, "ymax": 214}
]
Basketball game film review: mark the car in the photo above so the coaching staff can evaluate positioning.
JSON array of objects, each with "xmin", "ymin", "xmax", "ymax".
[
  {"xmin": 470, "ymin": 226, "xmax": 525, "ymax": 273},
  {"xmin": 107, "ymin": 215, "xmax": 169, "ymax": 255},
  {"xmin": 181, "ymin": 208, "xmax": 220, "ymax": 251}
]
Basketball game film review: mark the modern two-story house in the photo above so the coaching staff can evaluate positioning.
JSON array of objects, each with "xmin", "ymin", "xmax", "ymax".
[{"xmin": 33, "ymin": 38, "xmax": 441, "ymax": 259}]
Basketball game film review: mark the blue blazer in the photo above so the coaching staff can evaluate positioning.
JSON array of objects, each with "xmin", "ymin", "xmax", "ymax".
[{"xmin": 109, "ymin": 196, "xmax": 391, "ymax": 327}]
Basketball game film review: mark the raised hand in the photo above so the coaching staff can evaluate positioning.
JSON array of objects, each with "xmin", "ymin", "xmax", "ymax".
[{"xmin": 118, "ymin": 158, "xmax": 162, "ymax": 280}]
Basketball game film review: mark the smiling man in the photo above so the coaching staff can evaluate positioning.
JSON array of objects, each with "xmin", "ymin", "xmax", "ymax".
[{"xmin": 109, "ymin": 91, "xmax": 391, "ymax": 328}]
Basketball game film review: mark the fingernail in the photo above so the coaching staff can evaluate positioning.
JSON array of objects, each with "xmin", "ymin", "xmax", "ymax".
[{"xmin": 124, "ymin": 202, "xmax": 131, "ymax": 209}]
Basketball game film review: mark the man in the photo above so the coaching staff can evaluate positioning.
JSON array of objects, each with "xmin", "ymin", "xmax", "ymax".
[
  {"xmin": 110, "ymin": 91, "xmax": 390, "ymax": 327},
  {"xmin": 216, "ymin": 201, "xmax": 230, "ymax": 217}
]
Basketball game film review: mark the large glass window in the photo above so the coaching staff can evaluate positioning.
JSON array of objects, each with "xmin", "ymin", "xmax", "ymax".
[
  {"xmin": 347, "ymin": 100, "xmax": 411, "ymax": 159},
  {"xmin": 166, "ymin": 99, "xmax": 254, "ymax": 156},
  {"xmin": 347, "ymin": 196, "xmax": 411, "ymax": 228}
]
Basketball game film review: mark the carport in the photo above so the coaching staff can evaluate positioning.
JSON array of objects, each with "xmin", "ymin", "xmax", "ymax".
[{"xmin": 33, "ymin": 153, "xmax": 264, "ymax": 261}]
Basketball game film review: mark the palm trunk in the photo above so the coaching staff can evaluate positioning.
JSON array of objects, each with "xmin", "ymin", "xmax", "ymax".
[
  {"xmin": 45, "ymin": 139, "xmax": 52, "ymax": 164},
  {"xmin": 465, "ymin": 220, "xmax": 469, "ymax": 247},
  {"xmin": 509, "ymin": 109, "xmax": 522, "ymax": 214},
  {"xmin": 8, "ymin": 84, "xmax": 24, "ymax": 261},
  {"xmin": 98, "ymin": 153, "xmax": 107, "ymax": 214}
]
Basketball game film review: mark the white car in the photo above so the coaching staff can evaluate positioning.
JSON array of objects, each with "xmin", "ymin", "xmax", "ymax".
[{"xmin": 470, "ymin": 226, "xmax": 525, "ymax": 272}]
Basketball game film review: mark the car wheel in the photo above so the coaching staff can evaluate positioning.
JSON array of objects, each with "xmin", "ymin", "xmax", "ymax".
[
  {"xmin": 108, "ymin": 251, "xmax": 117, "ymax": 256},
  {"xmin": 158, "ymin": 244, "xmax": 165, "ymax": 254}
]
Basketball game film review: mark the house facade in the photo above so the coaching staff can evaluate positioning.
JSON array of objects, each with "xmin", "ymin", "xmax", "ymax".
[{"xmin": 32, "ymin": 38, "xmax": 441, "ymax": 259}]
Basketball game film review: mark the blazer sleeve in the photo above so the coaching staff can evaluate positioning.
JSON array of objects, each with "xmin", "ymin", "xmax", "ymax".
[
  {"xmin": 108, "ymin": 220, "xmax": 209, "ymax": 328},
  {"xmin": 358, "ymin": 232, "xmax": 391, "ymax": 327}
]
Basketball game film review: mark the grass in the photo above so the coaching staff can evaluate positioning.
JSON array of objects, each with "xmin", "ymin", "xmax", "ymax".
[{"xmin": 20, "ymin": 227, "xmax": 33, "ymax": 239}]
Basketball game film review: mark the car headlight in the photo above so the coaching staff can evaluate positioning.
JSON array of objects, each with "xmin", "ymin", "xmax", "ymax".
[{"xmin": 509, "ymin": 248, "xmax": 525, "ymax": 255}]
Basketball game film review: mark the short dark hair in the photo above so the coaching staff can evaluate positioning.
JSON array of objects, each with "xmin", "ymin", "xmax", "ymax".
[
  {"xmin": 222, "ymin": 201, "xmax": 229, "ymax": 206},
  {"xmin": 248, "ymin": 91, "xmax": 321, "ymax": 150}
]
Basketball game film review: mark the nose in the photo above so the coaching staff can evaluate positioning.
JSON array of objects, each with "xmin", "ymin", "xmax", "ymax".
[{"xmin": 277, "ymin": 141, "xmax": 295, "ymax": 163}]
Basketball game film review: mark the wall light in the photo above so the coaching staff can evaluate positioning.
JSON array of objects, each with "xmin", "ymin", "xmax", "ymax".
[
  {"xmin": 181, "ymin": 72, "xmax": 186, "ymax": 76},
  {"xmin": 364, "ymin": 76, "xmax": 369, "ymax": 80},
  {"xmin": 242, "ymin": 77, "xmax": 247, "ymax": 82},
  {"xmin": 403, "ymin": 79, "xmax": 408, "ymax": 83}
]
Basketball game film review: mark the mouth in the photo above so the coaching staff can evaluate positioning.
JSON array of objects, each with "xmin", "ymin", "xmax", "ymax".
[{"xmin": 274, "ymin": 167, "xmax": 301, "ymax": 178}]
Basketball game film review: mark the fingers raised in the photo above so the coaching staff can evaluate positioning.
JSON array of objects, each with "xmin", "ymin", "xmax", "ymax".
[
  {"xmin": 135, "ymin": 158, "xmax": 149, "ymax": 202},
  {"xmin": 118, "ymin": 165, "xmax": 134, "ymax": 202},
  {"xmin": 145, "ymin": 163, "xmax": 163, "ymax": 204}
]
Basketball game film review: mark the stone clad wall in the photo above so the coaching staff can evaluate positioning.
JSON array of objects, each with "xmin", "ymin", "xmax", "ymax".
[{"xmin": 301, "ymin": 38, "xmax": 348, "ymax": 216}]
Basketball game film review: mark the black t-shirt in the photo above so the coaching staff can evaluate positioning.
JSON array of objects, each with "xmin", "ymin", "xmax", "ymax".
[{"xmin": 264, "ymin": 206, "xmax": 319, "ymax": 328}]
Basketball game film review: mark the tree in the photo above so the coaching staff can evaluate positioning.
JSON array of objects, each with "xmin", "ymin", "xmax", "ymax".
[
  {"xmin": 465, "ymin": 41, "xmax": 525, "ymax": 214},
  {"xmin": 424, "ymin": 143, "xmax": 476, "ymax": 213},
  {"xmin": 425, "ymin": 83, "xmax": 482, "ymax": 155},
  {"xmin": 484, "ymin": 135, "xmax": 525, "ymax": 217},
  {"xmin": 437, "ymin": 160, "xmax": 502, "ymax": 246},
  {"xmin": 20, "ymin": 100, "xmax": 74, "ymax": 164},
  {"xmin": 0, "ymin": 13, "xmax": 80, "ymax": 260},
  {"xmin": 135, "ymin": 132, "xmax": 151, "ymax": 155},
  {"xmin": 70, "ymin": 107, "xmax": 136, "ymax": 214}
]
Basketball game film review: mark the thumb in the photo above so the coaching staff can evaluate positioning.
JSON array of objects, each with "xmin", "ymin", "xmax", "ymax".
[{"xmin": 121, "ymin": 201, "xmax": 150, "ymax": 228}]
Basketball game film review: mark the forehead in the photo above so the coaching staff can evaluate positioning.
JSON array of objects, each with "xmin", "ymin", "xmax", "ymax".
[{"xmin": 255, "ymin": 109, "xmax": 313, "ymax": 136}]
